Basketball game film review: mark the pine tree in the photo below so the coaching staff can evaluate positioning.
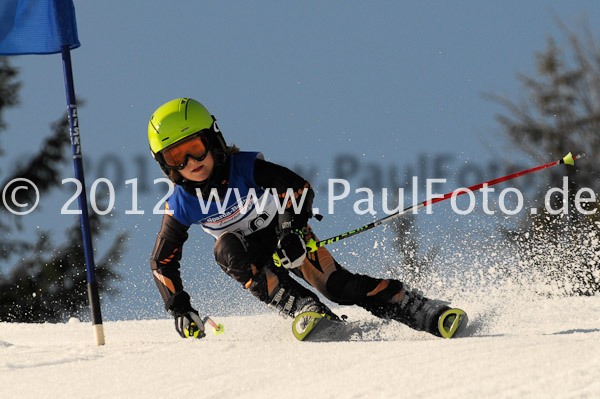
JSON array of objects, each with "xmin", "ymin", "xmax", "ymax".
[
  {"xmin": 488, "ymin": 24, "xmax": 600, "ymax": 295},
  {"xmin": 0, "ymin": 57, "xmax": 126, "ymax": 322}
]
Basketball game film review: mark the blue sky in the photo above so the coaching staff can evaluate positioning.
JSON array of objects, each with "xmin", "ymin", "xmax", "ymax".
[{"xmin": 2, "ymin": 1, "xmax": 599, "ymax": 319}]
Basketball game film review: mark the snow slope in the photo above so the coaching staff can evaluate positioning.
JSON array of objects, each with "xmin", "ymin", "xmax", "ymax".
[{"xmin": 1, "ymin": 295, "xmax": 599, "ymax": 399}]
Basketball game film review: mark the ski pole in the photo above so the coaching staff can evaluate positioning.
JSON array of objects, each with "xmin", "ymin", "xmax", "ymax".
[{"xmin": 303, "ymin": 152, "xmax": 583, "ymax": 253}]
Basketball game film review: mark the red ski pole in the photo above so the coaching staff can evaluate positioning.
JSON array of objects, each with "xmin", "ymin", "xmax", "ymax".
[{"xmin": 306, "ymin": 152, "xmax": 583, "ymax": 252}]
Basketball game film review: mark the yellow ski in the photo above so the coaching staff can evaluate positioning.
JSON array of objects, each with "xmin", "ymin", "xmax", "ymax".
[{"xmin": 437, "ymin": 308, "xmax": 468, "ymax": 338}]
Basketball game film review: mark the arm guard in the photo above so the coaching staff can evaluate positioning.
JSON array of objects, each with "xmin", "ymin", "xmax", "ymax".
[
  {"xmin": 150, "ymin": 214, "xmax": 191, "ymax": 312},
  {"xmin": 253, "ymin": 159, "xmax": 315, "ymax": 234}
]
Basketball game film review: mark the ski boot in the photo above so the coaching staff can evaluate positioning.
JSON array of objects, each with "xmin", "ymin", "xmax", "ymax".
[
  {"xmin": 364, "ymin": 288, "xmax": 468, "ymax": 338},
  {"xmin": 267, "ymin": 285, "xmax": 338, "ymax": 319}
]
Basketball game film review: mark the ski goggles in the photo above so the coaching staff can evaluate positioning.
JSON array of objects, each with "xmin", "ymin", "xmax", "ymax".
[{"xmin": 160, "ymin": 132, "xmax": 211, "ymax": 170}]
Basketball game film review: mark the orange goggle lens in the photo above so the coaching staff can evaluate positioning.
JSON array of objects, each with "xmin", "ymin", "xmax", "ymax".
[{"xmin": 162, "ymin": 133, "xmax": 209, "ymax": 169}]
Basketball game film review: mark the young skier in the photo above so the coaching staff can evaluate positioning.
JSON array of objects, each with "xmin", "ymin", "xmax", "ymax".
[{"xmin": 148, "ymin": 98, "xmax": 466, "ymax": 340}]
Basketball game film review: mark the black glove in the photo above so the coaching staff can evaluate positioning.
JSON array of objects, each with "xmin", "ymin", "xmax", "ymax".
[
  {"xmin": 174, "ymin": 311, "xmax": 205, "ymax": 338},
  {"xmin": 166, "ymin": 291, "xmax": 206, "ymax": 339},
  {"xmin": 275, "ymin": 229, "xmax": 307, "ymax": 269}
]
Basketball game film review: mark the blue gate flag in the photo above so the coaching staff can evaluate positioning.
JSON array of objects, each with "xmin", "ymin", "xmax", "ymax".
[{"xmin": 0, "ymin": 0, "xmax": 80, "ymax": 55}]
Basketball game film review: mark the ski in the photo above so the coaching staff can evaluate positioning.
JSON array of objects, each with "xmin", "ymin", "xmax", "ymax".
[
  {"xmin": 292, "ymin": 308, "xmax": 469, "ymax": 341},
  {"xmin": 292, "ymin": 312, "xmax": 362, "ymax": 342},
  {"xmin": 437, "ymin": 308, "xmax": 469, "ymax": 338}
]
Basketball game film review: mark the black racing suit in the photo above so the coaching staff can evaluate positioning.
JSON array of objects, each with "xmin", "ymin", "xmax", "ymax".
[{"xmin": 150, "ymin": 158, "xmax": 449, "ymax": 335}]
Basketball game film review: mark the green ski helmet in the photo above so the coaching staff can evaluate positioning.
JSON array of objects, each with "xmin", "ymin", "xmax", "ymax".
[{"xmin": 148, "ymin": 98, "xmax": 227, "ymax": 180}]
